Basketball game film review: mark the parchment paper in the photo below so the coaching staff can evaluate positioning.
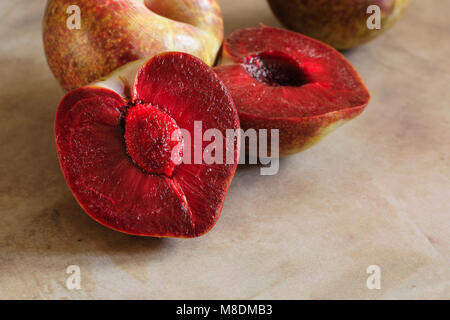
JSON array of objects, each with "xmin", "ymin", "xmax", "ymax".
[{"xmin": 0, "ymin": 0, "xmax": 448, "ymax": 299}]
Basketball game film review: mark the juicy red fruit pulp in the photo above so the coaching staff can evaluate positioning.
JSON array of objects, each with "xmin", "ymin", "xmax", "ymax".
[
  {"xmin": 55, "ymin": 53, "xmax": 240, "ymax": 238},
  {"xmin": 216, "ymin": 26, "xmax": 370, "ymax": 119},
  {"xmin": 214, "ymin": 26, "xmax": 370, "ymax": 155}
]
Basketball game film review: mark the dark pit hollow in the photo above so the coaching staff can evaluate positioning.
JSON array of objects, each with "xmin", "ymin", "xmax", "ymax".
[{"xmin": 244, "ymin": 51, "xmax": 310, "ymax": 87}]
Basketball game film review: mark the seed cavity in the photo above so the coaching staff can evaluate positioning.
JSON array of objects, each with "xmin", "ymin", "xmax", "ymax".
[{"xmin": 244, "ymin": 51, "xmax": 311, "ymax": 87}]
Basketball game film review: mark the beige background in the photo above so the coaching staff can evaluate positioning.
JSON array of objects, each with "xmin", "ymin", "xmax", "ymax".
[{"xmin": 0, "ymin": 0, "xmax": 449, "ymax": 299}]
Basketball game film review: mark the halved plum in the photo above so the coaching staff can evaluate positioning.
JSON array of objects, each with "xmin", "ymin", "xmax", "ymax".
[
  {"xmin": 55, "ymin": 52, "xmax": 240, "ymax": 238},
  {"xmin": 214, "ymin": 26, "xmax": 370, "ymax": 156}
]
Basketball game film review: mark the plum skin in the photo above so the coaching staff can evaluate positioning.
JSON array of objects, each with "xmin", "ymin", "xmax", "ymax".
[
  {"xmin": 43, "ymin": 0, "xmax": 224, "ymax": 91},
  {"xmin": 267, "ymin": 0, "xmax": 411, "ymax": 49}
]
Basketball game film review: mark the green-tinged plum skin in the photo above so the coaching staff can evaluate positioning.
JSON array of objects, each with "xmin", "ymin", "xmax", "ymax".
[{"xmin": 267, "ymin": 0, "xmax": 411, "ymax": 49}]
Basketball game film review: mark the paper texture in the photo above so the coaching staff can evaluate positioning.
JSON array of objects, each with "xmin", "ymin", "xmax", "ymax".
[{"xmin": 0, "ymin": 0, "xmax": 448, "ymax": 299}]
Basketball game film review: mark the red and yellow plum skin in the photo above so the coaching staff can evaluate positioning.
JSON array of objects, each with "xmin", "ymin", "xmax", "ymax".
[{"xmin": 43, "ymin": 0, "xmax": 223, "ymax": 91}]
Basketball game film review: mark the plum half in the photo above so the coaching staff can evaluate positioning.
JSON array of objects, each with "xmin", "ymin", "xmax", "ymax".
[
  {"xmin": 214, "ymin": 26, "xmax": 370, "ymax": 156},
  {"xmin": 55, "ymin": 52, "xmax": 240, "ymax": 238}
]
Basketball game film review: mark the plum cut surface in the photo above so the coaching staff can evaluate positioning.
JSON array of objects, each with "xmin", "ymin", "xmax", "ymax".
[
  {"xmin": 216, "ymin": 26, "xmax": 370, "ymax": 119},
  {"xmin": 55, "ymin": 53, "xmax": 240, "ymax": 238},
  {"xmin": 214, "ymin": 26, "xmax": 370, "ymax": 156}
]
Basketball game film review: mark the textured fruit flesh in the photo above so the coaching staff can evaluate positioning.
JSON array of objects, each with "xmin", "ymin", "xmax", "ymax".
[
  {"xmin": 214, "ymin": 26, "xmax": 370, "ymax": 156},
  {"xmin": 125, "ymin": 103, "xmax": 183, "ymax": 177},
  {"xmin": 133, "ymin": 53, "xmax": 241, "ymax": 233},
  {"xmin": 55, "ymin": 53, "xmax": 240, "ymax": 237},
  {"xmin": 216, "ymin": 27, "xmax": 369, "ymax": 119}
]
